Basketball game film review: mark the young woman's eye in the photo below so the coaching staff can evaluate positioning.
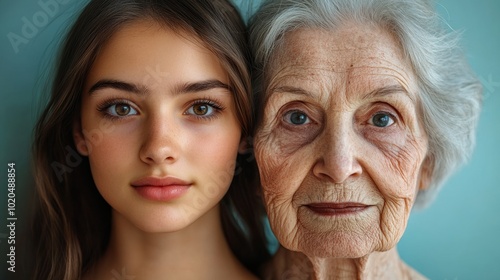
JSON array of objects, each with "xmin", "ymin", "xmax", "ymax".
[
  {"xmin": 369, "ymin": 112, "xmax": 395, "ymax": 127},
  {"xmin": 98, "ymin": 100, "xmax": 138, "ymax": 119},
  {"xmin": 184, "ymin": 99, "xmax": 224, "ymax": 119},
  {"xmin": 283, "ymin": 110, "xmax": 311, "ymax": 125},
  {"xmin": 187, "ymin": 103, "xmax": 214, "ymax": 116},
  {"xmin": 114, "ymin": 104, "xmax": 136, "ymax": 116}
]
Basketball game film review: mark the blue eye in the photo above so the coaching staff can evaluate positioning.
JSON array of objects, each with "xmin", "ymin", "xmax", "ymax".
[
  {"xmin": 370, "ymin": 113, "xmax": 394, "ymax": 127},
  {"xmin": 284, "ymin": 110, "xmax": 310, "ymax": 125},
  {"xmin": 106, "ymin": 103, "xmax": 138, "ymax": 117}
]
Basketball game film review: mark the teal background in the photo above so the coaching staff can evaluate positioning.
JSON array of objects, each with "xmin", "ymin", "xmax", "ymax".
[{"xmin": 0, "ymin": 0, "xmax": 499, "ymax": 279}]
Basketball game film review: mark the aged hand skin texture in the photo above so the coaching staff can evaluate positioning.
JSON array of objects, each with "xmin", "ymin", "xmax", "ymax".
[{"xmin": 255, "ymin": 23, "xmax": 430, "ymax": 279}]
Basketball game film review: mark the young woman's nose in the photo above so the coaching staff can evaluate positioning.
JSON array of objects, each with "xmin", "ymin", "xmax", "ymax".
[
  {"xmin": 312, "ymin": 119, "xmax": 362, "ymax": 183},
  {"xmin": 139, "ymin": 114, "xmax": 180, "ymax": 165}
]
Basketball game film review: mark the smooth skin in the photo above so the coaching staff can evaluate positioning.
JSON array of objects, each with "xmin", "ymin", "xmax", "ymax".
[
  {"xmin": 74, "ymin": 20, "xmax": 256, "ymax": 280},
  {"xmin": 255, "ymin": 23, "xmax": 430, "ymax": 279}
]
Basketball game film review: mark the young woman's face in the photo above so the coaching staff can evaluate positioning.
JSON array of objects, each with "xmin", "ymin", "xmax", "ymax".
[{"xmin": 74, "ymin": 20, "xmax": 242, "ymax": 232}]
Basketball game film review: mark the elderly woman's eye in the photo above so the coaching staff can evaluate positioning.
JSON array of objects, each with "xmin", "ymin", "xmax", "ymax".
[
  {"xmin": 369, "ymin": 112, "xmax": 395, "ymax": 127},
  {"xmin": 283, "ymin": 110, "xmax": 311, "ymax": 125}
]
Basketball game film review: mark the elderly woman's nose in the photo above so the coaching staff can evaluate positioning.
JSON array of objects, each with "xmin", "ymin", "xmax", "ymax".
[
  {"xmin": 312, "ymin": 125, "xmax": 362, "ymax": 183},
  {"xmin": 139, "ymin": 114, "xmax": 180, "ymax": 165}
]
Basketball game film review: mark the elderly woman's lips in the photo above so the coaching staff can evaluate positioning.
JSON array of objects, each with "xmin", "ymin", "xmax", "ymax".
[{"xmin": 306, "ymin": 203, "xmax": 369, "ymax": 215}]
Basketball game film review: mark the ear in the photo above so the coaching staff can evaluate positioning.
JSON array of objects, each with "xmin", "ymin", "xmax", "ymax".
[
  {"xmin": 73, "ymin": 119, "xmax": 89, "ymax": 156},
  {"xmin": 418, "ymin": 155, "xmax": 434, "ymax": 190}
]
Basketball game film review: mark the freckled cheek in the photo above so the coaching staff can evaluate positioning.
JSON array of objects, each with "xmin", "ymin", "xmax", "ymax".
[
  {"xmin": 82, "ymin": 114, "xmax": 137, "ymax": 153},
  {"xmin": 86, "ymin": 130, "xmax": 140, "ymax": 182},
  {"xmin": 180, "ymin": 121, "xmax": 242, "ymax": 185},
  {"xmin": 194, "ymin": 130, "xmax": 241, "ymax": 178}
]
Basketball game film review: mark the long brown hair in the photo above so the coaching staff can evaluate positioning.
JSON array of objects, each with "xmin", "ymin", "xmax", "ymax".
[{"xmin": 31, "ymin": 0, "xmax": 269, "ymax": 279}]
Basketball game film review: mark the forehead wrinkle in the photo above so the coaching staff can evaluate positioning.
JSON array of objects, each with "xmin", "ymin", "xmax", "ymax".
[
  {"xmin": 266, "ymin": 64, "xmax": 336, "ymax": 105},
  {"xmin": 346, "ymin": 62, "xmax": 416, "ymax": 103},
  {"xmin": 350, "ymin": 72, "xmax": 415, "ymax": 99}
]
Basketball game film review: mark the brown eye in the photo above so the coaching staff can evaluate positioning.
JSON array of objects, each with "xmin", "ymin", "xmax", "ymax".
[
  {"xmin": 186, "ymin": 102, "xmax": 217, "ymax": 117},
  {"xmin": 115, "ymin": 104, "xmax": 131, "ymax": 116},
  {"xmin": 192, "ymin": 104, "xmax": 209, "ymax": 115},
  {"xmin": 102, "ymin": 103, "xmax": 137, "ymax": 117},
  {"xmin": 184, "ymin": 99, "xmax": 223, "ymax": 120}
]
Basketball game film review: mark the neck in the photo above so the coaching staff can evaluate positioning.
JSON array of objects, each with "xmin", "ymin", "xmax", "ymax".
[
  {"xmin": 264, "ymin": 246, "xmax": 425, "ymax": 280},
  {"xmin": 86, "ymin": 205, "xmax": 256, "ymax": 280}
]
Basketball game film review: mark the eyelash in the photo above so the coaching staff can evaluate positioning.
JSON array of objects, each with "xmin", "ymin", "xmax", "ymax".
[
  {"xmin": 96, "ymin": 97, "xmax": 226, "ymax": 121},
  {"xmin": 185, "ymin": 98, "xmax": 226, "ymax": 121},
  {"xmin": 97, "ymin": 99, "xmax": 137, "ymax": 121}
]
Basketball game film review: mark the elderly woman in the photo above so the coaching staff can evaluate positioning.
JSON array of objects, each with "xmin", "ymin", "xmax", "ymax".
[{"xmin": 249, "ymin": 0, "xmax": 482, "ymax": 278}]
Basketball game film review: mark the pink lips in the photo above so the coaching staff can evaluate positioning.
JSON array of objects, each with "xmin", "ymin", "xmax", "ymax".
[
  {"xmin": 306, "ymin": 203, "xmax": 369, "ymax": 216},
  {"xmin": 131, "ymin": 177, "xmax": 191, "ymax": 201}
]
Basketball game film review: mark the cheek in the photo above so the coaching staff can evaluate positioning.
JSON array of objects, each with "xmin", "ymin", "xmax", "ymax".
[
  {"xmin": 368, "ymin": 134, "xmax": 427, "ymax": 199},
  {"xmin": 85, "ymin": 128, "xmax": 139, "ymax": 189},
  {"xmin": 254, "ymin": 130, "xmax": 314, "ymax": 247},
  {"xmin": 365, "ymin": 134, "xmax": 427, "ymax": 249},
  {"xmin": 254, "ymin": 129, "xmax": 307, "ymax": 200},
  {"xmin": 254, "ymin": 117, "xmax": 321, "ymax": 193},
  {"xmin": 79, "ymin": 100, "xmax": 137, "ymax": 159},
  {"xmin": 193, "ymin": 129, "xmax": 241, "ymax": 190}
]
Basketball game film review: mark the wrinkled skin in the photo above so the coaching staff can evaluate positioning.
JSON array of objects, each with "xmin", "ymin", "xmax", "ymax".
[{"xmin": 255, "ymin": 24, "xmax": 430, "ymax": 279}]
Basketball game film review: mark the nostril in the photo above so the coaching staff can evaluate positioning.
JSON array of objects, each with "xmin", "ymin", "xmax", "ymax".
[
  {"xmin": 139, "ymin": 135, "xmax": 179, "ymax": 164},
  {"xmin": 165, "ymin": 155, "xmax": 175, "ymax": 161}
]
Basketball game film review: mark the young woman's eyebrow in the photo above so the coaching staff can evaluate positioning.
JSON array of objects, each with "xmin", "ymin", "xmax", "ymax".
[
  {"xmin": 88, "ymin": 79, "xmax": 148, "ymax": 95},
  {"xmin": 88, "ymin": 79, "xmax": 231, "ymax": 95},
  {"xmin": 176, "ymin": 79, "xmax": 231, "ymax": 94}
]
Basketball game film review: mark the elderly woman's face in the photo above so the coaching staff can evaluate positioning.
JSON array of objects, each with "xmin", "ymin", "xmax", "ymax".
[{"xmin": 254, "ymin": 24, "xmax": 430, "ymax": 258}]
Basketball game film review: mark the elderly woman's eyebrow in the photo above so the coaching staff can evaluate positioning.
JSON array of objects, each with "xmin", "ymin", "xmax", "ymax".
[
  {"xmin": 270, "ymin": 86, "xmax": 313, "ymax": 97},
  {"xmin": 265, "ymin": 85, "xmax": 316, "ymax": 105},
  {"xmin": 363, "ymin": 84, "xmax": 415, "ymax": 102},
  {"xmin": 269, "ymin": 84, "xmax": 414, "ymax": 101}
]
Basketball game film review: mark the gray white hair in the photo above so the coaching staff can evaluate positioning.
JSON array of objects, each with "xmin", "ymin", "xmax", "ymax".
[{"xmin": 249, "ymin": 0, "xmax": 482, "ymax": 208}]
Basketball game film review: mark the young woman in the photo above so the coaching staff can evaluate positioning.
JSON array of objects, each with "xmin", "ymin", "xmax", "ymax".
[{"xmin": 31, "ymin": 0, "xmax": 269, "ymax": 279}]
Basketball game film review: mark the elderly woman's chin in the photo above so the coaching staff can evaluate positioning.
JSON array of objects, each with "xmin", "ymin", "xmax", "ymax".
[
  {"xmin": 272, "ymin": 200, "xmax": 408, "ymax": 259},
  {"xmin": 294, "ymin": 227, "xmax": 399, "ymax": 260}
]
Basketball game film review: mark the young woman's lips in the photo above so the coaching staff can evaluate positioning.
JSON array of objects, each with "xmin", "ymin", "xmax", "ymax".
[
  {"xmin": 306, "ymin": 203, "xmax": 370, "ymax": 216},
  {"xmin": 131, "ymin": 177, "xmax": 191, "ymax": 201}
]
